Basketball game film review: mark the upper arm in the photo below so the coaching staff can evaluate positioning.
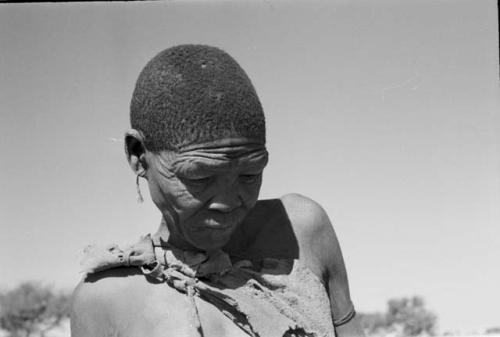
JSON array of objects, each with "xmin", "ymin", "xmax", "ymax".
[
  {"xmin": 71, "ymin": 279, "xmax": 115, "ymax": 337},
  {"xmin": 281, "ymin": 193, "xmax": 365, "ymax": 336},
  {"xmin": 280, "ymin": 194, "xmax": 354, "ymax": 319}
]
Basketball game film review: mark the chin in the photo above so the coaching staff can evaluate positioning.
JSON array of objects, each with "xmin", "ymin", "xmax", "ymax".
[
  {"xmin": 187, "ymin": 227, "xmax": 235, "ymax": 252},
  {"xmin": 192, "ymin": 238, "xmax": 230, "ymax": 252}
]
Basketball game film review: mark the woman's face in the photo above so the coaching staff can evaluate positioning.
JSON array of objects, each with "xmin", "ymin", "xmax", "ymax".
[{"xmin": 143, "ymin": 138, "xmax": 268, "ymax": 252}]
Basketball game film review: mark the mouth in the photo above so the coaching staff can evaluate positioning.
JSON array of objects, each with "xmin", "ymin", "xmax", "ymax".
[
  {"xmin": 203, "ymin": 220, "xmax": 233, "ymax": 230},
  {"xmin": 192, "ymin": 210, "xmax": 244, "ymax": 231}
]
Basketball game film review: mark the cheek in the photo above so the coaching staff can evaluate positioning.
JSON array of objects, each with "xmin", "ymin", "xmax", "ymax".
[
  {"xmin": 174, "ymin": 191, "xmax": 204, "ymax": 220},
  {"xmin": 147, "ymin": 177, "xmax": 203, "ymax": 219},
  {"xmin": 241, "ymin": 179, "xmax": 262, "ymax": 208}
]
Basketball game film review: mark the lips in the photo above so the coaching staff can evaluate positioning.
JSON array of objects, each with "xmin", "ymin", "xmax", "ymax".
[
  {"xmin": 203, "ymin": 218, "xmax": 233, "ymax": 229},
  {"xmin": 191, "ymin": 209, "xmax": 244, "ymax": 231}
]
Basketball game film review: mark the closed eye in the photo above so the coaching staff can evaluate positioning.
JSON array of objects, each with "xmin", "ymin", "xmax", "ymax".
[
  {"xmin": 180, "ymin": 176, "xmax": 213, "ymax": 187},
  {"xmin": 239, "ymin": 174, "xmax": 261, "ymax": 184}
]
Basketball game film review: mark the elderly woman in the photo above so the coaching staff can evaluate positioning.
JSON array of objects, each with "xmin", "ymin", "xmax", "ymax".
[{"xmin": 71, "ymin": 45, "xmax": 364, "ymax": 337}]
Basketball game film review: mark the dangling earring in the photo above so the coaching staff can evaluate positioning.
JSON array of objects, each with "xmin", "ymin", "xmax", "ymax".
[{"xmin": 136, "ymin": 173, "xmax": 144, "ymax": 203}]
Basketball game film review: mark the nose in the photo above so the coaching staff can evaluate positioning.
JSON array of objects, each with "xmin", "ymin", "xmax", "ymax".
[{"xmin": 207, "ymin": 182, "xmax": 243, "ymax": 213}]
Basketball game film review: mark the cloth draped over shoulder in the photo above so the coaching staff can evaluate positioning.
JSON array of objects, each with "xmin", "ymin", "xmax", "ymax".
[{"xmin": 81, "ymin": 235, "xmax": 336, "ymax": 337}]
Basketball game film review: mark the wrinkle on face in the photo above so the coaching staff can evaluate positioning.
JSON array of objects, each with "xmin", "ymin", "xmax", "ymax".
[
  {"xmin": 171, "ymin": 146, "xmax": 269, "ymax": 179},
  {"xmin": 145, "ymin": 138, "xmax": 268, "ymax": 251}
]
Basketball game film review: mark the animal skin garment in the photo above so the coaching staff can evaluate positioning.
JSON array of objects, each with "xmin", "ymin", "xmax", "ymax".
[{"xmin": 81, "ymin": 235, "xmax": 336, "ymax": 337}]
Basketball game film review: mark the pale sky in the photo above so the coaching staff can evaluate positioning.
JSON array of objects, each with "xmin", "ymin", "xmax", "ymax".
[{"xmin": 0, "ymin": 1, "xmax": 499, "ymax": 333}]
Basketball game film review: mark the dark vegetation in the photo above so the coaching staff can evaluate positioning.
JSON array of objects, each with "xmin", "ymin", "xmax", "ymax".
[
  {"xmin": 358, "ymin": 296, "xmax": 438, "ymax": 336},
  {"xmin": 0, "ymin": 282, "xmax": 70, "ymax": 337}
]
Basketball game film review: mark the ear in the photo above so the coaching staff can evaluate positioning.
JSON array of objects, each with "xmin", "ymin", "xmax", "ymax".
[{"xmin": 124, "ymin": 129, "xmax": 147, "ymax": 177}]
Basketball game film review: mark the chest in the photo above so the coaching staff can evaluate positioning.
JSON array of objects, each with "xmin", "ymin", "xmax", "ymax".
[
  {"xmin": 115, "ymin": 283, "xmax": 250, "ymax": 337},
  {"xmin": 114, "ymin": 260, "xmax": 334, "ymax": 337}
]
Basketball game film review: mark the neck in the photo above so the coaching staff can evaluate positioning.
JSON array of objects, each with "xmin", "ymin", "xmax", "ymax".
[{"xmin": 153, "ymin": 216, "xmax": 202, "ymax": 252}]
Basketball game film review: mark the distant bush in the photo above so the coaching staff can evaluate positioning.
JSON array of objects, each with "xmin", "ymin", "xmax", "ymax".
[
  {"xmin": 0, "ymin": 282, "xmax": 70, "ymax": 337},
  {"xmin": 486, "ymin": 327, "xmax": 500, "ymax": 335},
  {"xmin": 359, "ymin": 295, "xmax": 437, "ymax": 337},
  {"xmin": 358, "ymin": 311, "xmax": 388, "ymax": 335}
]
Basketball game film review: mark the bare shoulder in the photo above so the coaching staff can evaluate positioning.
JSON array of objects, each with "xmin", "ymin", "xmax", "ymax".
[
  {"xmin": 71, "ymin": 268, "xmax": 147, "ymax": 335},
  {"xmin": 71, "ymin": 267, "xmax": 185, "ymax": 337},
  {"xmin": 279, "ymin": 193, "xmax": 342, "ymax": 278},
  {"xmin": 279, "ymin": 193, "xmax": 332, "ymax": 241},
  {"xmin": 72, "ymin": 267, "xmax": 148, "ymax": 310}
]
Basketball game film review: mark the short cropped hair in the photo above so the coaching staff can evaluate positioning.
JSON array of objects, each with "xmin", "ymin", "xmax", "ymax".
[{"xmin": 130, "ymin": 45, "xmax": 266, "ymax": 152}]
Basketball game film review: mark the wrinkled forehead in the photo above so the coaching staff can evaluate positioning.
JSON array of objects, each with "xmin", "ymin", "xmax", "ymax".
[{"xmin": 169, "ymin": 138, "xmax": 269, "ymax": 175}]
